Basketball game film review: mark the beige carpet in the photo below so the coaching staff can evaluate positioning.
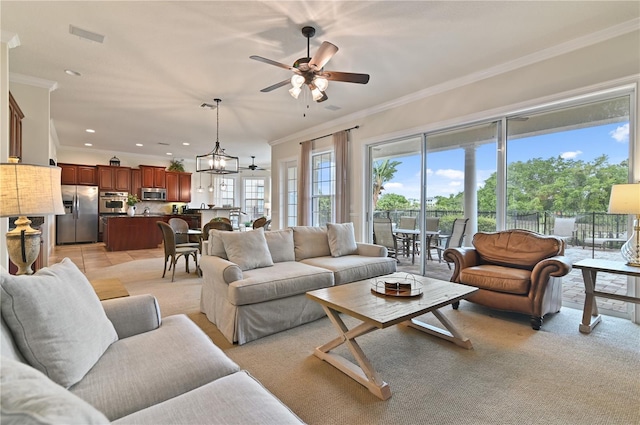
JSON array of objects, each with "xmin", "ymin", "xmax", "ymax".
[{"xmin": 85, "ymin": 258, "xmax": 640, "ymax": 425}]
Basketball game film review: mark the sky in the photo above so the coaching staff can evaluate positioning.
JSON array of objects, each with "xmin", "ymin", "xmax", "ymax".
[{"xmin": 381, "ymin": 121, "xmax": 630, "ymax": 201}]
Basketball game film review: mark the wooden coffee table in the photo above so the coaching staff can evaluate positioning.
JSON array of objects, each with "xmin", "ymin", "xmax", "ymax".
[{"xmin": 306, "ymin": 273, "xmax": 477, "ymax": 400}]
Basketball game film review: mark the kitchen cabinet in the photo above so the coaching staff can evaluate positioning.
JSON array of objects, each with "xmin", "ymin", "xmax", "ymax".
[
  {"xmin": 9, "ymin": 92, "xmax": 24, "ymax": 160},
  {"xmin": 130, "ymin": 168, "xmax": 142, "ymax": 198},
  {"xmin": 166, "ymin": 172, "xmax": 191, "ymax": 202},
  {"xmin": 59, "ymin": 163, "xmax": 97, "ymax": 186},
  {"xmin": 98, "ymin": 165, "xmax": 131, "ymax": 192},
  {"xmin": 140, "ymin": 165, "xmax": 166, "ymax": 188}
]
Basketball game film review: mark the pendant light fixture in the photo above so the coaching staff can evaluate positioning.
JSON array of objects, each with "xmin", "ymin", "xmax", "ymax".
[{"xmin": 196, "ymin": 98, "xmax": 239, "ymax": 174}]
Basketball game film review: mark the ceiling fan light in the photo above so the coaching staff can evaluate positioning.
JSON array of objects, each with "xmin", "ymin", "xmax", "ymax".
[
  {"xmin": 289, "ymin": 86, "xmax": 302, "ymax": 99},
  {"xmin": 311, "ymin": 87, "xmax": 324, "ymax": 101},
  {"xmin": 314, "ymin": 76, "xmax": 328, "ymax": 91},
  {"xmin": 291, "ymin": 74, "xmax": 305, "ymax": 88}
]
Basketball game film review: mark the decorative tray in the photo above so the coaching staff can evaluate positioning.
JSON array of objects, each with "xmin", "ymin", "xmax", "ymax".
[{"xmin": 371, "ymin": 273, "xmax": 423, "ymax": 297}]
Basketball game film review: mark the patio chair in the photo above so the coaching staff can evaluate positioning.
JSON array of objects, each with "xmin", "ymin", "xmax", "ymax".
[
  {"xmin": 552, "ymin": 217, "xmax": 576, "ymax": 246},
  {"xmin": 396, "ymin": 216, "xmax": 417, "ymax": 258},
  {"xmin": 373, "ymin": 217, "xmax": 400, "ymax": 262},
  {"xmin": 432, "ymin": 218, "xmax": 469, "ymax": 269}
]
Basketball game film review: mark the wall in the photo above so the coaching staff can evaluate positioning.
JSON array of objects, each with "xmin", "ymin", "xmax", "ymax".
[{"xmin": 270, "ymin": 31, "xmax": 640, "ymax": 241}]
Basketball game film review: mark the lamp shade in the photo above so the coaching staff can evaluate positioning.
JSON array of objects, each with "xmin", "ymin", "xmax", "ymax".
[
  {"xmin": 0, "ymin": 163, "xmax": 65, "ymax": 217},
  {"xmin": 608, "ymin": 183, "xmax": 640, "ymax": 214}
]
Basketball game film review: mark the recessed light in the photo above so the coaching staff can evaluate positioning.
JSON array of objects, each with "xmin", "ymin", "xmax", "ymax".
[
  {"xmin": 85, "ymin": 128, "xmax": 95, "ymax": 133},
  {"xmin": 65, "ymin": 69, "xmax": 81, "ymax": 77},
  {"xmin": 182, "ymin": 142, "xmax": 190, "ymax": 146},
  {"xmin": 166, "ymin": 152, "xmax": 173, "ymax": 156},
  {"xmin": 136, "ymin": 143, "xmax": 143, "ymax": 147},
  {"xmin": 84, "ymin": 143, "xmax": 92, "ymax": 147}
]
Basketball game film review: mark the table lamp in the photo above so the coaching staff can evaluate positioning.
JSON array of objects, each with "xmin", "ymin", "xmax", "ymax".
[
  {"xmin": 608, "ymin": 183, "xmax": 640, "ymax": 267},
  {"xmin": 0, "ymin": 161, "xmax": 65, "ymax": 275}
]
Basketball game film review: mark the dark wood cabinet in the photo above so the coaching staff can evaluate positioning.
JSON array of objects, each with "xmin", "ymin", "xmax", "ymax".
[
  {"xmin": 9, "ymin": 92, "xmax": 24, "ymax": 160},
  {"xmin": 140, "ymin": 165, "xmax": 166, "ymax": 188},
  {"xmin": 59, "ymin": 163, "xmax": 97, "ymax": 186},
  {"xmin": 166, "ymin": 172, "xmax": 191, "ymax": 202},
  {"xmin": 130, "ymin": 168, "xmax": 142, "ymax": 198},
  {"xmin": 98, "ymin": 166, "xmax": 131, "ymax": 192}
]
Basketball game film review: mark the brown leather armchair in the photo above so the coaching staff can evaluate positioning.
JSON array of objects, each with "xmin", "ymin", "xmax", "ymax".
[{"xmin": 444, "ymin": 229, "xmax": 572, "ymax": 330}]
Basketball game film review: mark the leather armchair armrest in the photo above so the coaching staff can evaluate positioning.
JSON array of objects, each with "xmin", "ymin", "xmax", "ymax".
[
  {"xmin": 530, "ymin": 255, "xmax": 573, "ymax": 292},
  {"xmin": 444, "ymin": 247, "xmax": 480, "ymax": 282},
  {"xmin": 101, "ymin": 294, "xmax": 161, "ymax": 339}
]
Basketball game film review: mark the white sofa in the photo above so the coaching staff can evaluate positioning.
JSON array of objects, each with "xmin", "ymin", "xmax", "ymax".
[
  {"xmin": 200, "ymin": 224, "xmax": 397, "ymax": 344},
  {"xmin": 0, "ymin": 259, "xmax": 303, "ymax": 425}
]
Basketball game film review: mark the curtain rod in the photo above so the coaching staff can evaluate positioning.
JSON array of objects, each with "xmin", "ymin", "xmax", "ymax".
[{"xmin": 299, "ymin": 125, "xmax": 360, "ymax": 144}]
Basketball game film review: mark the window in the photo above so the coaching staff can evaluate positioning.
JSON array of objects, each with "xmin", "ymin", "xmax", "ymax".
[
  {"xmin": 244, "ymin": 178, "xmax": 265, "ymax": 220},
  {"xmin": 218, "ymin": 177, "xmax": 234, "ymax": 207},
  {"xmin": 311, "ymin": 151, "xmax": 334, "ymax": 226},
  {"xmin": 285, "ymin": 160, "xmax": 297, "ymax": 227}
]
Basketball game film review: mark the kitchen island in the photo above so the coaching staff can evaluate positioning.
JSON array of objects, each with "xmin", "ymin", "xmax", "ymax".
[{"xmin": 103, "ymin": 214, "xmax": 200, "ymax": 251}]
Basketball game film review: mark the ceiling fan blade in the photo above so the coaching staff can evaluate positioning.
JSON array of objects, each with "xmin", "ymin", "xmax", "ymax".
[
  {"xmin": 316, "ymin": 91, "xmax": 328, "ymax": 103},
  {"xmin": 260, "ymin": 79, "xmax": 291, "ymax": 93},
  {"xmin": 309, "ymin": 41, "xmax": 338, "ymax": 71},
  {"xmin": 250, "ymin": 55, "xmax": 294, "ymax": 71},
  {"xmin": 321, "ymin": 71, "xmax": 370, "ymax": 84}
]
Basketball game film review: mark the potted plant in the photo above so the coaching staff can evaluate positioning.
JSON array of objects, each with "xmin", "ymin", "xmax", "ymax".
[
  {"xmin": 167, "ymin": 159, "xmax": 185, "ymax": 172},
  {"xmin": 126, "ymin": 194, "xmax": 139, "ymax": 216}
]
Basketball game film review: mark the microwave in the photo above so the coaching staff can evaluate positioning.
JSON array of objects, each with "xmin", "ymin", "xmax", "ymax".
[{"xmin": 141, "ymin": 187, "xmax": 167, "ymax": 201}]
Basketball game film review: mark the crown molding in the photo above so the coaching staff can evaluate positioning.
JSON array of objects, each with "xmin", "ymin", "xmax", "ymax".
[
  {"xmin": 1, "ymin": 30, "xmax": 20, "ymax": 48},
  {"xmin": 9, "ymin": 72, "xmax": 58, "ymax": 92},
  {"xmin": 271, "ymin": 18, "xmax": 640, "ymax": 147}
]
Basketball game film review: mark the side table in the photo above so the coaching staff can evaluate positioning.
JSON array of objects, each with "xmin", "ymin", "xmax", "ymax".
[{"xmin": 573, "ymin": 259, "xmax": 640, "ymax": 333}]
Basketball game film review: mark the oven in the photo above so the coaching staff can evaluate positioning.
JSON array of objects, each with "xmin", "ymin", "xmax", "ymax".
[{"xmin": 99, "ymin": 191, "xmax": 128, "ymax": 214}]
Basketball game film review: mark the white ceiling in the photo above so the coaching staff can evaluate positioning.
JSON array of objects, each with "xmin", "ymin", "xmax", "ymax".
[{"xmin": 3, "ymin": 1, "xmax": 639, "ymax": 169}]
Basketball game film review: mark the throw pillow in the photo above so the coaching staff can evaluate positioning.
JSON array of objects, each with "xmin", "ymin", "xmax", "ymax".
[
  {"xmin": 326, "ymin": 222, "xmax": 358, "ymax": 257},
  {"xmin": 291, "ymin": 226, "xmax": 332, "ymax": 261},
  {"xmin": 208, "ymin": 229, "xmax": 228, "ymax": 259},
  {"xmin": 0, "ymin": 258, "xmax": 118, "ymax": 388},
  {"xmin": 264, "ymin": 229, "xmax": 295, "ymax": 263},
  {"xmin": 219, "ymin": 228, "xmax": 274, "ymax": 271},
  {"xmin": 0, "ymin": 357, "xmax": 110, "ymax": 425}
]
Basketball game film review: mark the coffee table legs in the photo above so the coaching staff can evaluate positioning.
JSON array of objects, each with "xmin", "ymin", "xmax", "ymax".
[
  {"xmin": 314, "ymin": 305, "xmax": 472, "ymax": 400},
  {"xmin": 579, "ymin": 268, "xmax": 602, "ymax": 333},
  {"xmin": 405, "ymin": 309, "xmax": 473, "ymax": 349},
  {"xmin": 314, "ymin": 306, "xmax": 391, "ymax": 400}
]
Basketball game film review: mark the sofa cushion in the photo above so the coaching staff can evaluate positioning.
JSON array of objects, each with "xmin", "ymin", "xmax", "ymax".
[
  {"xmin": 228, "ymin": 262, "xmax": 334, "ymax": 306},
  {"xmin": 70, "ymin": 315, "xmax": 240, "ymax": 421},
  {"xmin": 302, "ymin": 255, "xmax": 397, "ymax": 285},
  {"xmin": 327, "ymin": 222, "xmax": 358, "ymax": 257},
  {"xmin": 207, "ymin": 229, "xmax": 228, "ymax": 259},
  {"xmin": 473, "ymin": 230, "xmax": 563, "ymax": 270},
  {"xmin": 0, "ymin": 258, "xmax": 118, "ymax": 388},
  {"xmin": 291, "ymin": 226, "xmax": 331, "ymax": 261},
  {"xmin": 0, "ymin": 357, "xmax": 110, "ymax": 425},
  {"xmin": 219, "ymin": 228, "xmax": 274, "ymax": 271},
  {"xmin": 459, "ymin": 265, "xmax": 531, "ymax": 295},
  {"xmin": 112, "ymin": 371, "xmax": 303, "ymax": 425},
  {"xmin": 264, "ymin": 228, "xmax": 295, "ymax": 263}
]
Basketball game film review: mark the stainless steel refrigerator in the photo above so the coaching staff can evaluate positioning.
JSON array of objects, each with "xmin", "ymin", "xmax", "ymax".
[{"xmin": 56, "ymin": 185, "xmax": 99, "ymax": 244}]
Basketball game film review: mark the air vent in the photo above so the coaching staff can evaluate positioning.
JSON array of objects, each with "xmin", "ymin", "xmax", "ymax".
[
  {"xmin": 325, "ymin": 105, "xmax": 341, "ymax": 111},
  {"xmin": 158, "ymin": 142, "xmax": 170, "ymax": 146},
  {"xmin": 69, "ymin": 25, "xmax": 105, "ymax": 43}
]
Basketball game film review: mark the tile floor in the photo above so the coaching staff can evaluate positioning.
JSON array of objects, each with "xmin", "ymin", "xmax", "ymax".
[{"xmin": 50, "ymin": 243, "xmax": 164, "ymax": 274}]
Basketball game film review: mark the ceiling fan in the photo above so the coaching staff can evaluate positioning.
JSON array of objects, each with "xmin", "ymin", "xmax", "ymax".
[
  {"xmin": 240, "ymin": 156, "xmax": 267, "ymax": 171},
  {"xmin": 250, "ymin": 26, "xmax": 370, "ymax": 103}
]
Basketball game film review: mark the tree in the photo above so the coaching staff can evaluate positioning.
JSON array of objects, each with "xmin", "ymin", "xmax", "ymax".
[
  {"xmin": 434, "ymin": 193, "xmax": 464, "ymax": 210},
  {"xmin": 377, "ymin": 193, "xmax": 412, "ymax": 211},
  {"xmin": 372, "ymin": 159, "xmax": 401, "ymax": 208}
]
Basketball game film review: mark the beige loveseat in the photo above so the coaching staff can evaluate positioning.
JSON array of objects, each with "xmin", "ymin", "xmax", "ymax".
[
  {"xmin": 444, "ymin": 229, "xmax": 572, "ymax": 330},
  {"xmin": 200, "ymin": 224, "xmax": 397, "ymax": 344},
  {"xmin": 0, "ymin": 259, "xmax": 303, "ymax": 424}
]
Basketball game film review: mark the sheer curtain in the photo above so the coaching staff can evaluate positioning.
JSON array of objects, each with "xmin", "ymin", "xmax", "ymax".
[
  {"xmin": 297, "ymin": 140, "xmax": 312, "ymax": 226},
  {"xmin": 333, "ymin": 130, "xmax": 349, "ymax": 223}
]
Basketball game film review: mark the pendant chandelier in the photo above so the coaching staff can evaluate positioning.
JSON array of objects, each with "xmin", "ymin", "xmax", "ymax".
[{"xmin": 196, "ymin": 98, "xmax": 239, "ymax": 174}]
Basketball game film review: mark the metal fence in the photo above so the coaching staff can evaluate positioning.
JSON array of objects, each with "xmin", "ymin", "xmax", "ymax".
[{"xmin": 374, "ymin": 209, "xmax": 629, "ymax": 249}]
